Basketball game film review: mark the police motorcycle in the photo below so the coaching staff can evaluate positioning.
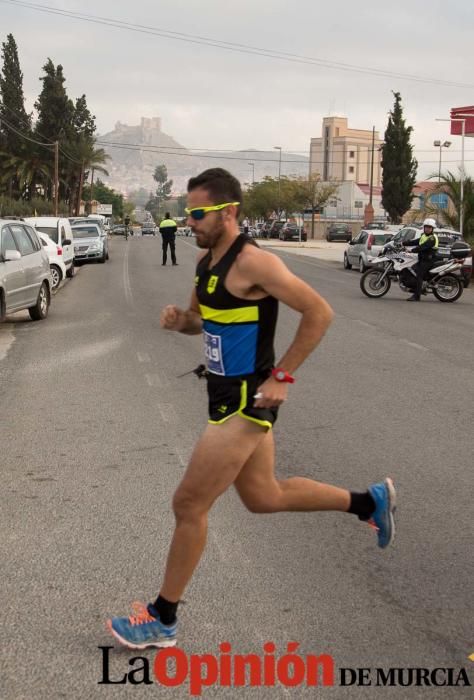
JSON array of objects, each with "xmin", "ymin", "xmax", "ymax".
[{"xmin": 359, "ymin": 239, "xmax": 469, "ymax": 303}]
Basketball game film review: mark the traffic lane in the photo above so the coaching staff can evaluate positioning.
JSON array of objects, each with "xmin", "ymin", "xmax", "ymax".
[
  {"xmin": 121, "ymin": 238, "xmax": 473, "ymax": 670},
  {"xmin": 1, "ymin": 237, "xmax": 472, "ymax": 698},
  {"xmin": 272, "ymin": 249, "xmax": 474, "ymax": 369}
]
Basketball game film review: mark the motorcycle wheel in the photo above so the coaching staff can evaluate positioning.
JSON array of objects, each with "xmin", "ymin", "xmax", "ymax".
[
  {"xmin": 360, "ymin": 269, "xmax": 391, "ymax": 298},
  {"xmin": 432, "ymin": 274, "xmax": 463, "ymax": 302}
]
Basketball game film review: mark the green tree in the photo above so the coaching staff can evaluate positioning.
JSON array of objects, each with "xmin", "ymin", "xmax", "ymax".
[
  {"xmin": 83, "ymin": 179, "xmax": 124, "ymax": 218},
  {"xmin": 422, "ymin": 171, "xmax": 474, "ymax": 243},
  {"xmin": 290, "ymin": 174, "xmax": 339, "ymax": 238},
  {"xmin": 147, "ymin": 164, "xmax": 173, "ymax": 220},
  {"xmin": 0, "ymin": 33, "xmax": 31, "ymax": 196},
  {"xmin": 0, "ymin": 145, "xmax": 52, "ymax": 200},
  {"xmin": 35, "ymin": 59, "xmax": 75, "ymax": 142},
  {"xmin": 381, "ymin": 91, "xmax": 418, "ymax": 223}
]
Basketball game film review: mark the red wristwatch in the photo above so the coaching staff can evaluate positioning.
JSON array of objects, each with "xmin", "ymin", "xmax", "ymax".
[{"xmin": 271, "ymin": 368, "xmax": 295, "ymax": 384}]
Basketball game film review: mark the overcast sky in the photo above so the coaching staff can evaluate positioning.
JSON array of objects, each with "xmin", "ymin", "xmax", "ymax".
[{"xmin": 2, "ymin": 0, "xmax": 474, "ymax": 178}]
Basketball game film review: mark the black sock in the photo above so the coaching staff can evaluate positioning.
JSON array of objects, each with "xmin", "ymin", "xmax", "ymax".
[
  {"xmin": 348, "ymin": 491, "xmax": 376, "ymax": 521},
  {"xmin": 152, "ymin": 595, "xmax": 179, "ymax": 625}
]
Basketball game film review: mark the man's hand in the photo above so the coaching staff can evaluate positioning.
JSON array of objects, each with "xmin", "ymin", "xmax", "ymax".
[
  {"xmin": 160, "ymin": 305, "xmax": 186, "ymax": 331},
  {"xmin": 253, "ymin": 376, "xmax": 288, "ymax": 408}
]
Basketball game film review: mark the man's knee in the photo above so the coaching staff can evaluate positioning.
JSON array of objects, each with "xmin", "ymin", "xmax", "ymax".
[
  {"xmin": 172, "ymin": 486, "xmax": 208, "ymax": 521},
  {"xmin": 239, "ymin": 491, "xmax": 280, "ymax": 514}
]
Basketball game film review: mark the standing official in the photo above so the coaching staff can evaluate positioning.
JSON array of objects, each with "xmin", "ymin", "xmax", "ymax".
[{"xmin": 159, "ymin": 212, "xmax": 178, "ymax": 266}]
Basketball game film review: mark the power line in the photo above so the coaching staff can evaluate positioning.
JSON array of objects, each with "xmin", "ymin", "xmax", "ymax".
[
  {"xmin": 3, "ymin": 0, "xmax": 473, "ymax": 89},
  {"xmin": 0, "ymin": 115, "xmax": 54, "ymax": 147},
  {"xmin": 96, "ymin": 140, "xmax": 474, "ymax": 166}
]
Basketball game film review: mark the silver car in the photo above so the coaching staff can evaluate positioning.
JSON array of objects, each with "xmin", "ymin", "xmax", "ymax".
[
  {"xmin": 71, "ymin": 222, "xmax": 109, "ymax": 263},
  {"xmin": 0, "ymin": 219, "xmax": 52, "ymax": 321},
  {"xmin": 344, "ymin": 229, "xmax": 393, "ymax": 273}
]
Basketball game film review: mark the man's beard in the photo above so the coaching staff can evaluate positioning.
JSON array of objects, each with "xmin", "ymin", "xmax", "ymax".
[{"xmin": 194, "ymin": 220, "xmax": 226, "ymax": 249}]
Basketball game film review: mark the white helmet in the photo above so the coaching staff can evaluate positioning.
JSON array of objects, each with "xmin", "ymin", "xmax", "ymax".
[{"xmin": 423, "ymin": 218, "xmax": 436, "ymax": 229}]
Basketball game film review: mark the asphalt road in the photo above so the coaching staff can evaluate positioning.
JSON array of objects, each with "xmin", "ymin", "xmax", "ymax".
[{"xmin": 1, "ymin": 235, "xmax": 473, "ymax": 699}]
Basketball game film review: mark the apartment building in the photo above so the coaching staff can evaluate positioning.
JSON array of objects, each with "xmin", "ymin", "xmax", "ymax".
[{"xmin": 310, "ymin": 116, "xmax": 382, "ymax": 187}]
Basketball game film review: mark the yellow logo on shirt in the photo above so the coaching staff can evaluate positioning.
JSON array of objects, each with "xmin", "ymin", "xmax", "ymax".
[{"xmin": 207, "ymin": 275, "xmax": 219, "ymax": 294}]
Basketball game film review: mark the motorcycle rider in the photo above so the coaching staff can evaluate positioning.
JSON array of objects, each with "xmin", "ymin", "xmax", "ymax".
[{"xmin": 403, "ymin": 218, "xmax": 439, "ymax": 301}]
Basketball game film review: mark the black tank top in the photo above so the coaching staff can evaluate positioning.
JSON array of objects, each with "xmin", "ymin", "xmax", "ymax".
[{"xmin": 195, "ymin": 234, "xmax": 278, "ymax": 377}]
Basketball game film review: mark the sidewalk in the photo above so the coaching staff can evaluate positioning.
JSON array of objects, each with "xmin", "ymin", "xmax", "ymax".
[{"xmin": 257, "ymin": 239, "xmax": 344, "ymax": 264}]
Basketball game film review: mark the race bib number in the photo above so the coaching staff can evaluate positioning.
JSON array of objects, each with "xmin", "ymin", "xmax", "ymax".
[{"xmin": 203, "ymin": 331, "xmax": 225, "ymax": 375}]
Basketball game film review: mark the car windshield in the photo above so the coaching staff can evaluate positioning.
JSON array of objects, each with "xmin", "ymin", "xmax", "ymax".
[
  {"xmin": 35, "ymin": 226, "xmax": 58, "ymax": 243},
  {"xmin": 372, "ymin": 234, "xmax": 393, "ymax": 245},
  {"xmin": 72, "ymin": 227, "xmax": 99, "ymax": 238}
]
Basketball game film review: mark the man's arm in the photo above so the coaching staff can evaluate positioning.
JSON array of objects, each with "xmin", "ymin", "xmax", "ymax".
[
  {"xmin": 238, "ymin": 247, "xmax": 334, "ymax": 374},
  {"xmin": 160, "ymin": 287, "xmax": 203, "ymax": 335}
]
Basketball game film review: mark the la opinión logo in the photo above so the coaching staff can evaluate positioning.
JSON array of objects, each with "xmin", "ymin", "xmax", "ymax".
[{"xmin": 98, "ymin": 642, "xmax": 335, "ymax": 695}]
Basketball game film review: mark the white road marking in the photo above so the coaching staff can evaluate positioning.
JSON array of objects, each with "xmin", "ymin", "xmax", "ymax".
[
  {"xmin": 157, "ymin": 403, "xmax": 177, "ymax": 423},
  {"xmin": 145, "ymin": 373, "xmax": 162, "ymax": 387},
  {"xmin": 0, "ymin": 323, "xmax": 15, "ymax": 361},
  {"xmin": 137, "ymin": 352, "xmax": 151, "ymax": 363},
  {"xmin": 123, "ymin": 243, "xmax": 133, "ymax": 307},
  {"xmin": 353, "ymin": 319, "xmax": 376, "ymax": 329},
  {"xmin": 400, "ymin": 339, "xmax": 428, "ymax": 351}
]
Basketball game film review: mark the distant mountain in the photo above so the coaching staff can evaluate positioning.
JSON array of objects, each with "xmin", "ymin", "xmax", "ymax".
[{"xmin": 98, "ymin": 117, "xmax": 309, "ymax": 195}]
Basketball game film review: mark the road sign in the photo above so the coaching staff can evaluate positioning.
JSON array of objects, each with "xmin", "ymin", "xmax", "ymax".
[{"xmin": 96, "ymin": 203, "xmax": 113, "ymax": 215}]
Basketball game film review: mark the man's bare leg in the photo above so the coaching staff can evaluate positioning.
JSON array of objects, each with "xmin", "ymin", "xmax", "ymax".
[
  {"xmin": 159, "ymin": 417, "xmax": 267, "ymax": 602},
  {"xmin": 234, "ymin": 430, "xmax": 351, "ymax": 513}
]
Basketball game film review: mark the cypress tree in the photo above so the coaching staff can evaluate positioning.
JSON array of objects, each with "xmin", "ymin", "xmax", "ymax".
[
  {"xmin": 0, "ymin": 33, "xmax": 30, "ymax": 156},
  {"xmin": 381, "ymin": 92, "xmax": 418, "ymax": 223},
  {"xmin": 34, "ymin": 59, "xmax": 75, "ymax": 142}
]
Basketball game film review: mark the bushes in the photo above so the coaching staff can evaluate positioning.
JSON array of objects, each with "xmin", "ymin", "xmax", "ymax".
[{"xmin": 0, "ymin": 196, "xmax": 68, "ymax": 217}]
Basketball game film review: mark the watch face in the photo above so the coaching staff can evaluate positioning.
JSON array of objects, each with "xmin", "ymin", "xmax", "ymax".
[{"xmin": 275, "ymin": 371, "xmax": 285, "ymax": 381}]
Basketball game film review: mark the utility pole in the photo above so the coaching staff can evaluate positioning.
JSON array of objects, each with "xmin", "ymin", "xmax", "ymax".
[
  {"xmin": 89, "ymin": 167, "xmax": 95, "ymax": 215},
  {"xmin": 274, "ymin": 146, "xmax": 282, "ymax": 218},
  {"xmin": 76, "ymin": 159, "xmax": 85, "ymax": 216},
  {"xmin": 248, "ymin": 161, "xmax": 255, "ymax": 184},
  {"xmin": 54, "ymin": 140, "xmax": 59, "ymax": 216}
]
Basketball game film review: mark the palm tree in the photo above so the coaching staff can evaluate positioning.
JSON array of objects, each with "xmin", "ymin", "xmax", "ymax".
[
  {"xmin": 61, "ymin": 137, "xmax": 110, "ymax": 214},
  {"xmin": 0, "ymin": 146, "xmax": 52, "ymax": 200},
  {"xmin": 424, "ymin": 171, "xmax": 474, "ymax": 242}
]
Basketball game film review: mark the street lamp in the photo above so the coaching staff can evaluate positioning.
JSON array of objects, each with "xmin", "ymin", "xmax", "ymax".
[
  {"xmin": 248, "ymin": 162, "xmax": 255, "ymax": 184},
  {"xmin": 273, "ymin": 146, "xmax": 282, "ymax": 218},
  {"xmin": 433, "ymin": 140, "xmax": 451, "ymax": 182},
  {"xmin": 436, "ymin": 116, "xmax": 468, "ymax": 236}
]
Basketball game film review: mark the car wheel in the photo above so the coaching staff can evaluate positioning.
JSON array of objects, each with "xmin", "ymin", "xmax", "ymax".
[
  {"xmin": 99, "ymin": 251, "xmax": 106, "ymax": 264},
  {"xmin": 66, "ymin": 264, "xmax": 75, "ymax": 279},
  {"xmin": 359, "ymin": 257, "xmax": 367, "ymax": 273},
  {"xmin": 28, "ymin": 282, "xmax": 50, "ymax": 321},
  {"xmin": 343, "ymin": 253, "xmax": 352, "ymax": 270},
  {"xmin": 50, "ymin": 264, "xmax": 62, "ymax": 290}
]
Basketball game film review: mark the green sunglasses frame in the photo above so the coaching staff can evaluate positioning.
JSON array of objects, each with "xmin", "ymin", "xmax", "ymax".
[{"xmin": 184, "ymin": 202, "xmax": 240, "ymax": 220}]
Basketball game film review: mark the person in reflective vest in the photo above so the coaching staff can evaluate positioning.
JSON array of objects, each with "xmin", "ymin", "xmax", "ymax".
[
  {"xmin": 159, "ymin": 212, "xmax": 178, "ymax": 266},
  {"xmin": 403, "ymin": 218, "xmax": 439, "ymax": 301}
]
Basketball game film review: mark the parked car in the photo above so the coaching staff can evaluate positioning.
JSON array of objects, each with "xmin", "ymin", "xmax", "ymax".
[
  {"xmin": 24, "ymin": 217, "xmax": 75, "ymax": 279},
  {"xmin": 388, "ymin": 227, "xmax": 472, "ymax": 287},
  {"xmin": 0, "ymin": 219, "xmax": 52, "ymax": 321},
  {"xmin": 71, "ymin": 222, "xmax": 109, "ymax": 263},
  {"xmin": 364, "ymin": 222, "xmax": 387, "ymax": 230},
  {"xmin": 279, "ymin": 223, "xmax": 307, "ymax": 242},
  {"xmin": 344, "ymin": 229, "xmax": 393, "ymax": 272},
  {"xmin": 141, "ymin": 222, "xmax": 156, "ymax": 235},
  {"xmin": 326, "ymin": 223, "xmax": 352, "ymax": 242},
  {"xmin": 268, "ymin": 220, "xmax": 286, "ymax": 238},
  {"xmin": 112, "ymin": 224, "xmax": 126, "ymax": 236},
  {"xmin": 37, "ymin": 231, "xmax": 71, "ymax": 290}
]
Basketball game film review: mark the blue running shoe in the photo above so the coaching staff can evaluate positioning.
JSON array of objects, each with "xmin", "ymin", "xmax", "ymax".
[
  {"xmin": 107, "ymin": 602, "xmax": 177, "ymax": 649},
  {"xmin": 367, "ymin": 478, "xmax": 396, "ymax": 548}
]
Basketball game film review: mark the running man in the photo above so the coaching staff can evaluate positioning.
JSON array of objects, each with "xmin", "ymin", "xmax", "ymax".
[{"xmin": 107, "ymin": 168, "xmax": 396, "ymax": 649}]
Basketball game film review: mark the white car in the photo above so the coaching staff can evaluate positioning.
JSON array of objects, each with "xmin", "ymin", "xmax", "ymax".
[
  {"xmin": 37, "ymin": 231, "xmax": 69, "ymax": 290},
  {"xmin": 24, "ymin": 217, "xmax": 75, "ymax": 279}
]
